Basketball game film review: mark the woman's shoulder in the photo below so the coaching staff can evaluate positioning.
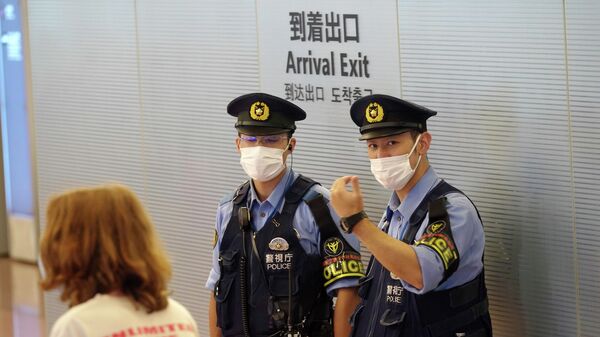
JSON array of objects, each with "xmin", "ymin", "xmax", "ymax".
[
  {"xmin": 51, "ymin": 294, "xmax": 132, "ymax": 331},
  {"xmin": 165, "ymin": 297, "xmax": 194, "ymax": 317},
  {"xmin": 162, "ymin": 298, "xmax": 199, "ymax": 334},
  {"xmin": 49, "ymin": 302, "xmax": 94, "ymax": 337}
]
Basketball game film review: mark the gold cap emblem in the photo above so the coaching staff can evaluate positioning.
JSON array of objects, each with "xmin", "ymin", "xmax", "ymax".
[
  {"xmin": 365, "ymin": 102, "xmax": 384, "ymax": 123},
  {"xmin": 250, "ymin": 101, "xmax": 270, "ymax": 121}
]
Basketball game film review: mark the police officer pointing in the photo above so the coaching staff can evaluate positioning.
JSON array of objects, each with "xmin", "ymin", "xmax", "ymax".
[
  {"xmin": 207, "ymin": 93, "xmax": 364, "ymax": 337},
  {"xmin": 330, "ymin": 95, "xmax": 493, "ymax": 337}
]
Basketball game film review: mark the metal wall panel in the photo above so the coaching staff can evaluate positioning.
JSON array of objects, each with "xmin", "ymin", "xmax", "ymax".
[
  {"xmin": 28, "ymin": 0, "xmax": 147, "ymax": 330},
  {"xmin": 566, "ymin": 1, "xmax": 600, "ymax": 336},
  {"xmin": 29, "ymin": 0, "xmax": 259, "ymax": 335},
  {"xmin": 397, "ymin": 1, "xmax": 576, "ymax": 336},
  {"xmin": 134, "ymin": 0, "xmax": 259, "ymax": 330}
]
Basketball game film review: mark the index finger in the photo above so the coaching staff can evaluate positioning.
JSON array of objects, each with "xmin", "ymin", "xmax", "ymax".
[
  {"xmin": 331, "ymin": 176, "xmax": 354, "ymax": 190},
  {"xmin": 350, "ymin": 176, "xmax": 362, "ymax": 194}
]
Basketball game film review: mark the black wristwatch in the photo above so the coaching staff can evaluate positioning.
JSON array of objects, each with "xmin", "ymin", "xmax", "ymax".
[{"xmin": 340, "ymin": 210, "xmax": 368, "ymax": 233}]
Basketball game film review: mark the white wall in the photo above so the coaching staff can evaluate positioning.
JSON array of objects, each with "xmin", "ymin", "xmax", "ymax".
[
  {"xmin": 26, "ymin": 1, "xmax": 600, "ymax": 336},
  {"xmin": 8, "ymin": 215, "xmax": 35, "ymax": 262}
]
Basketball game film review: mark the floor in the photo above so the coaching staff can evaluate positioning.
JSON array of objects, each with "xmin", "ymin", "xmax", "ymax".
[{"xmin": 0, "ymin": 258, "xmax": 46, "ymax": 337}]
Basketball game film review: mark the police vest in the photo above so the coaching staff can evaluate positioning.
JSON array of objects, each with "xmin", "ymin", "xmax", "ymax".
[
  {"xmin": 350, "ymin": 180, "xmax": 493, "ymax": 337},
  {"xmin": 215, "ymin": 175, "xmax": 359, "ymax": 337}
]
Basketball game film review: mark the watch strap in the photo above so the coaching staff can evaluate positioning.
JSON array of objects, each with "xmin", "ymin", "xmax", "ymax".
[{"xmin": 341, "ymin": 210, "xmax": 368, "ymax": 233}]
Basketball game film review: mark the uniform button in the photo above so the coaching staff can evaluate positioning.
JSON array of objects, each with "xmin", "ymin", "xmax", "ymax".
[{"xmin": 260, "ymin": 212, "xmax": 266, "ymax": 217}]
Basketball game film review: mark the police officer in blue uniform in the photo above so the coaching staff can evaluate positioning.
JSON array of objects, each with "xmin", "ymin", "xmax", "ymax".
[
  {"xmin": 207, "ymin": 93, "xmax": 364, "ymax": 337},
  {"xmin": 329, "ymin": 94, "xmax": 492, "ymax": 337}
]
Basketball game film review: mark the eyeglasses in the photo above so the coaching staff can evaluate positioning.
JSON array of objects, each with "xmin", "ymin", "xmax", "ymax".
[{"xmin": 239, "ymin": 134, "xmax": 288, "ymax": 146}]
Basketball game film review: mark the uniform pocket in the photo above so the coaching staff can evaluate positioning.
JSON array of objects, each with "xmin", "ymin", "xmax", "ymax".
[
  {"xmin": 218, "ymin": 250, "xmax": 239, "ymax": 273},
  {"xmin": 215, "ymin": 275, "xmax": 236, "ymax": 330},
  {"xmin": 266, "ymin": 274, "xmax": 301, "ymax": 330},
  {"xmin": 378, "ymin": 307, "xmax": 406, "ymax": 337},
  {"xmin": 215, "ymin": 250, "xmax": 239, "ymax": 331},
  {"xmin": 379, "ymin": 308, "xmax": 406, "ymax": 326},
  {"xmin": 268, "ymin": 273, "xmax": 300, "ymax": 297}
]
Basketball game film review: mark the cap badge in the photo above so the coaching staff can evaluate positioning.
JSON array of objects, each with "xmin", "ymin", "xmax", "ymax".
[
  {"xmin": 250, "ymin": 101, "xmax": 270, "ymax": 121},
  {"xmin": 269, "ymin": 237, "xmax": 289, "ymax": 251},
  {"xmin": 365, "ymin": 102, "xmax": 384, "ymax": 123}
]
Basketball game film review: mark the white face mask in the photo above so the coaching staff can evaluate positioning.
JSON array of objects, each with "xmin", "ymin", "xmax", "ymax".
[
  {"xmin": 239, "ymin": 145, "xmax": 288, "ymax": 182},
  {"xmin": 370, "ymin": 135, "xmax": 422, "ymax": 191}
]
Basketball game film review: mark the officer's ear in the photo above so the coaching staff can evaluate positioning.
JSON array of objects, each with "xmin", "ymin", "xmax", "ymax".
[
  {"xmin": 235, "ymin": 136, "xmax": 241, "ymax": 153},
  {"xmin": 418, "ymin": 132, "xmax": 432, "ymax": 155},
  {"xmin": 287, "ymin": 137, "xmax": 297, "ymax": 153}
]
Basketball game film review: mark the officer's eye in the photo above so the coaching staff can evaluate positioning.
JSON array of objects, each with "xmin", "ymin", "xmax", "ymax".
[
  {"xmin": 386, "ymin": 140, "xmax": 398, "ymax": 146},
  {"xmin": 263, "ymin": 135, "xmax": 284, "ymax": 144},
  {"xmin": 239, "ymin": 135, "xmax": 258, "ymax": 143},
  {"xmin": 367, "ymin": 143, "xmax": 378, "ymax": 151}
]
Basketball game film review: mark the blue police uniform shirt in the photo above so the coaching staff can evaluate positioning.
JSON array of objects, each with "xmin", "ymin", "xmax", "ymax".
[
  {"xmin": 380, "ymin": 166, "xmax": 485, "ymax": 294},
  {"xmin": 206, "ymin": 167, "xmax": 361, "ymax": 294}
]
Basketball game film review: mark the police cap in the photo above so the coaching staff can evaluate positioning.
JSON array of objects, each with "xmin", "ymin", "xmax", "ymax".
[
  {"xmin": 350, "ymin": 94, "xmax": 437, "ymax": 140},
  {"xmin": 227, "ymin": 93, "xmax": 306, "ymax": 136}
]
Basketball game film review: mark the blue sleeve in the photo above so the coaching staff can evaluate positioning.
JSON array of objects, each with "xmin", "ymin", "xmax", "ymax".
[
  {"xmin": 402, "ymin": 193, "xmax": 483, "ymax": 294},
  {"xmin": 205, "ymin": 201, "xmax": 233, "ymax": 291}
]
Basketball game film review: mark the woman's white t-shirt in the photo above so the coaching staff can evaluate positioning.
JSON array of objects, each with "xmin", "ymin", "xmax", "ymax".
[{"xmin": 49, "ymin": 294, "xmax": 199, "ymax": 337}]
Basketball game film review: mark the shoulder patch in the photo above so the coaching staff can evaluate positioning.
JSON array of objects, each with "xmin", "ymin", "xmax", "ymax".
[
  {"xmin": 415, "ymin": 218, "xmax": 459, "ymax": 279},
  {"xmin": 212, "ymin": 229, "xmax": 218, "ymax": 249},
  {"xmin": 322, "ymin": 251, "xmax": 365, "ymax": 287},
  {"xmin": 427, "ymin": 220, "xmax": 447, "ymax": 234},
  {"xmin": 323, "ymin": 237, "xmax": 344, "ymax": 256}
]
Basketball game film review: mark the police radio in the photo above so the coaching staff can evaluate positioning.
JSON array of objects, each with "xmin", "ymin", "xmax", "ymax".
[{"xmin": 238, "ymin": 206, "xmax": 251, "ymax": 231}]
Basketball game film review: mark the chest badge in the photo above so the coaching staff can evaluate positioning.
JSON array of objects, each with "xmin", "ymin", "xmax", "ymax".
[{"xmin": 269, "ymin": 237, "xmax": 289, "ymax": 251}]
